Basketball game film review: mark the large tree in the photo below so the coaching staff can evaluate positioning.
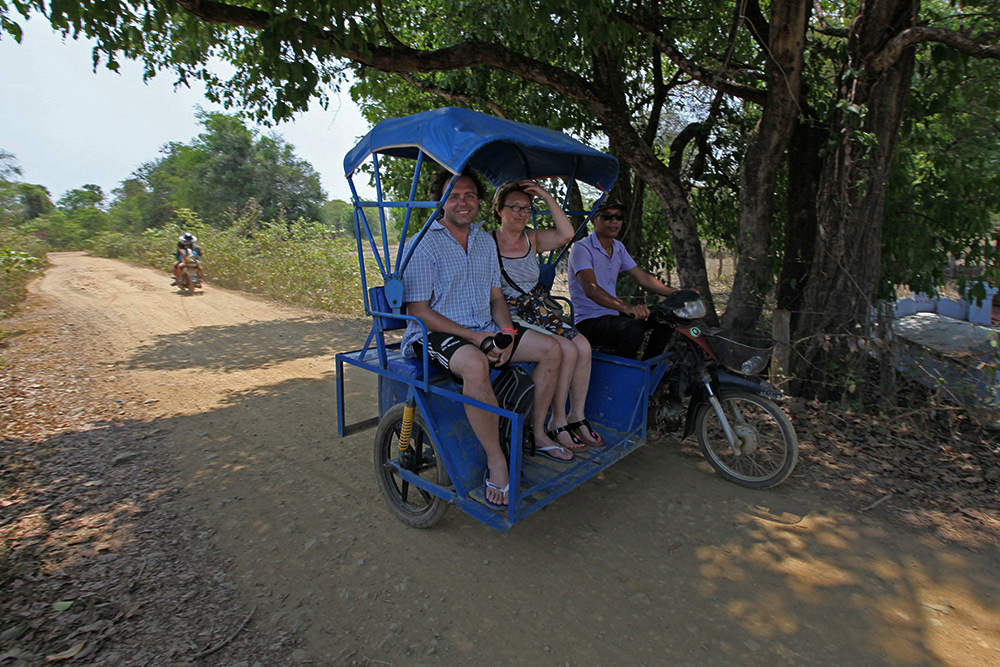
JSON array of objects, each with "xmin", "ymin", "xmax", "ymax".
[
  {"xmin": 110, "ymin": 110, "xmax": 326, "ymax": 227},
  {"xmin": 6, "ymin": 0, "xmax": 998, "ymax": 391},
  {"xmin": 0, "ymin": 150, "xmax": 55, "ymax": 226}
]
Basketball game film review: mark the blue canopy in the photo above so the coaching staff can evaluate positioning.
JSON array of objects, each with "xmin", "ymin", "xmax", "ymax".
[{"xmin": 344, "ymin": 107, "xmax": 618, "ymax": 192}]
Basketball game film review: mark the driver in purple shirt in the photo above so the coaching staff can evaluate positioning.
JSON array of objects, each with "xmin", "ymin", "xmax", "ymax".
[{"xmin": 568, "ymin": 198, "xmax": 676, "ymax": 360}]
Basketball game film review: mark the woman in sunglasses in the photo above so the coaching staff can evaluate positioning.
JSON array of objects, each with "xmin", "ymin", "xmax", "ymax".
[
  {"xmin": 568, "ymin": 199, "xmax": 677, "ymax": 360},
  {"xmin": 491, "ymin": 180, "xmax": 604, "ymax": 454}
]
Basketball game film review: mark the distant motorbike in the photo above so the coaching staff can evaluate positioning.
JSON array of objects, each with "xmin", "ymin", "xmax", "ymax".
[
  {"xmin": 647, "ymin": 290, "xmax": 799, "ymax": 488},
  {"xmin": 176, "ymin": 249, "xmax": 203, "ymax": 294}
]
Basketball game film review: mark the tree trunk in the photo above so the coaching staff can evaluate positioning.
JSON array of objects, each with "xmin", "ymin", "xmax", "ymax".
[
  {"xmin": 792, "ymin": 0, "xmax": 919, "ymax": 395},
  {"xmin": 776, "ymin": 112, "xmax": 827, "ymax": 331},
  {"xmin": 724, "ymin": 0, "xmax": 810, "ymax": 332}
]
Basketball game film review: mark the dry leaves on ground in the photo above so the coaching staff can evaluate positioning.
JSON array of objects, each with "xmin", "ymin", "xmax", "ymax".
[{"xmin": 1, "ymin": 331, "xmax": 297, "ymax": 666}]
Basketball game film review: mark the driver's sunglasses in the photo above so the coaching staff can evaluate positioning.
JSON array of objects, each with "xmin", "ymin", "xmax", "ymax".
[{"xmin": 598, "ymin": 212, "xmax": 625, "ymax": 221}]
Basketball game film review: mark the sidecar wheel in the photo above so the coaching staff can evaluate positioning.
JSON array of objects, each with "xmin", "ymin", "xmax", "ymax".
[
  {"xmin": 373, "ymin": 403, "xmax": 450, "ymax": 528},
  {"xmin": 693, "ymin": 391, "xmax": 798, "ymax": 488}
]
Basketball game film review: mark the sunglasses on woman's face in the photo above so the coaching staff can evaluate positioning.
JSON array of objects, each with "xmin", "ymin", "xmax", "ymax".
[{"xmin": 598, "ymin": 212, "xmax": 625, "ymax": 221}]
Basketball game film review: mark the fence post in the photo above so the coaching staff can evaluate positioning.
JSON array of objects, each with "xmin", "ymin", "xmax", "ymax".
[
  {"xmin": 877, "ymin": 300, "xmax": 897, "ymax": 403},
  {"xmin": 771, "ymin": 308, "xmax": 791, "ymax": 390}
]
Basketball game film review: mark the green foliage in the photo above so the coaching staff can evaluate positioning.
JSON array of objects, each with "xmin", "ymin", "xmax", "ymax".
[
  {"xmin": 882, "ymin": 42, "xmax": 1000, "ymax": 298},
  {"xmin": 57, "ymin": 184, "xmax": 104, "ymax": 210},
  {"xmin": 0, "ymin": 150, "xmax": 20, "ymax": 182},
  {"xmin": 20, "ymin": 184, "xmax": 111, "ymax": 249},
  {"xmin": 319, "ymin": 199, "xmax": 355, "ymax": 238},
  {"xmin": 17, "ymin": 184, "xmax": 56, "ymax": 221},
  {"xmin": 108, "ymin": 110, "xmax": 326, "ymax": 228},
  {"xmin": 0, "ymin": 226, "xmax": 47, "ymax": 317},
  {"xmin": 0, "ymin": 151, "xmax": 55, "ymax": 226}
]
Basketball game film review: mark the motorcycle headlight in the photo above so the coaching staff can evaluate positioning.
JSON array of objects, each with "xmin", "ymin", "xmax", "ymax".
[
  {"xmin": 741, "ymin": 355, "xmax": 766, "ymax": 376},
  {"xmin": 673, "ymin": 298, "xmax": 706, "ymax": 319}
]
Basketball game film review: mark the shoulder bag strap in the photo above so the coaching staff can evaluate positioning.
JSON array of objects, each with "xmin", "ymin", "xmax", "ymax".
[{"xmin": 492, "ymin": 230, "xmax": 530, "ymax": 297}]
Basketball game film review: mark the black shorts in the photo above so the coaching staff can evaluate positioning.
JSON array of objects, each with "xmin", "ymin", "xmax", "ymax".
[{"xmin": 413, "ymin": 326, "xmax": 526, "ymax": 382}]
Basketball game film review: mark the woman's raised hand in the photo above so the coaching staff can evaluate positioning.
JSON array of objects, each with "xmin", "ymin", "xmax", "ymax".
[{"xmin": 518, "ymin": 179, "xmax": 552, "ymax": 201}]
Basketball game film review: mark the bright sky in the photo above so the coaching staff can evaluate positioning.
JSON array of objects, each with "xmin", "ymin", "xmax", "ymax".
[{"xmin": 0, "ymin": 19, "xmax": 373, "ymax": 203}]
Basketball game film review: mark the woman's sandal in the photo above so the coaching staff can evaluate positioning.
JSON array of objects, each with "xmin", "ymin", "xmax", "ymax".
[
  {"xmin": 546, "ymin": 425, "xmax": 587, "ymax": 453},
  {"xmin": 568, "ymin": 419, "xmax": 605, "ymax": 448}
]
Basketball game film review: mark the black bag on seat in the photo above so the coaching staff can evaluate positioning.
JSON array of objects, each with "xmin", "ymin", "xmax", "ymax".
[{"xmin": 490, "ymin": 365, "xmax": 534, "ymax": 460}]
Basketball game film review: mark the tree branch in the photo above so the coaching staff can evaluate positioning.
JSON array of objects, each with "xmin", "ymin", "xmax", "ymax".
[
  {"xmin": 740, "ymin": 0, "xmax": 770, "ymax": 52},
  {"xmin": 668, "ymin": 122, "xmax": 704, "ymax": 173},
  {"xmin": 176, "ymin": 0, "xmax": 270, "ymax": 27},
  {"xmin": 176, "ymin": 0, "xmax": 598, "ymax": 99},
  {"xmin": 612, "ymin": 10, "xmax": 766, "ymax": 105},
  {"xmin": 373, "ymin": 0, "xmax": 407, "ymax": 50},
  {"xmin": 870, "ymin": 26, "xmax": 1000, "ymax": 75},
  {"xmin": 395, "ymin": 72, "xmax": 513, "ymax": 119}
]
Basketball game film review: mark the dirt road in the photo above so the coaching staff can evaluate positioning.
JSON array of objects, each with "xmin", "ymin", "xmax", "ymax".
[{"xmin": 4, "ymin": 252, "xmax": 999, "ymax": 665}]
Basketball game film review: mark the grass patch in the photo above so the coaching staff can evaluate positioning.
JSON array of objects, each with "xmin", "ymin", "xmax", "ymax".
[{"xmin": 0, "ymin": 228, "xmax": 47, "ymax": 318}]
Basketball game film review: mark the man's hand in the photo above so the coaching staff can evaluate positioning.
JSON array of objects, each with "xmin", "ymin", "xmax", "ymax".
[
  {"xmin": 623, "ymin": 304, "xmax": 651, "ymax": 320},
  {"xmin": 477, "ymin": 332, "xmax": 513, "ymax": 367},
  {"xmin": 494, "ymin": 344, "xmax": 514, "ymax": 367}
]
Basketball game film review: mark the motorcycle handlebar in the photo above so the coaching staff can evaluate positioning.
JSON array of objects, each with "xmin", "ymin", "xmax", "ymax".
[{"xmin": 650, "ymin": 289, "xmax": 702, "ymax": 321}]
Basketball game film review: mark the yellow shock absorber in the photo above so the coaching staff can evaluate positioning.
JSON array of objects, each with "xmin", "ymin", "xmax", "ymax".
[{"xmin": 398, "ymin": 403, "xmax": 415, "ymax": 451}]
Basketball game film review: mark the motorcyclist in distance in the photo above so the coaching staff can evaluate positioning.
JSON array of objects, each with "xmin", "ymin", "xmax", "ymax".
[{"xmin": 171, "ymin": 233, "xmax": 205, "ymax": 285}]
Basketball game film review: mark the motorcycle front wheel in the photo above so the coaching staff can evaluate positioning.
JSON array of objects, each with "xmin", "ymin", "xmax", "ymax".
[
  {"xmin": 373, "ymin": 403, "xmax": 451, "ymax": 528},
  {"xmin": 693, "ymin": 390, "xmax": 798, "ymax": 488}
]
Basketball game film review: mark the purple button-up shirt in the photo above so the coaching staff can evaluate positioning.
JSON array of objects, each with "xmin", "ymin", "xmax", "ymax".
[{"xmin": 568, "ymin": 231, "xmax": 638, "ymax": 323}]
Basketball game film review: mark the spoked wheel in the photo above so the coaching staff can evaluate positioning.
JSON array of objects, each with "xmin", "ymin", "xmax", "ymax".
[
  {"xmin": 373, "ymin": 403, "xmax": 451, "ymax": 528},
  {"xmin": 694, "ymin": 390, "xmax": 798, "ymax": 488}
]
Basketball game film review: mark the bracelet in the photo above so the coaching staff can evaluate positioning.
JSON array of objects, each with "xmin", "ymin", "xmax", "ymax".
[{"xmin": 501, "ymin": 327, "xmax": 516, "ymax": 335}]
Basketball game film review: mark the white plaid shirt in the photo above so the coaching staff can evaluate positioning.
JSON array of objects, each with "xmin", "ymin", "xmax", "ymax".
[{"xmin": 401, "ymin": 220, "xmax": 501, "ymax": 357}]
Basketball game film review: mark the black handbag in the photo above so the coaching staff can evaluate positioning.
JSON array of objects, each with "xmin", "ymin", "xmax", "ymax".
[{"xmin": 491, "ymin": 365, "xmax": 535, "ymax": 459}]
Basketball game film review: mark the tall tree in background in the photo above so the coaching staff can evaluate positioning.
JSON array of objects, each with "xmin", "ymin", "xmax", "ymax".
[
  {"xmin": 0, "ymin": 150, "xmax": 25, "ymax": 226},
  {"xmin": 0, "ymin": 150, "xmax": 55, "ymax": 226},
  {"xmin": 17, "ymin": 184, "xmax": 109, "ymax": 247},
  {"xmin": 3, "ymin": 0, "xmax": 998, "ymax": 394},
  {"xmin": 111, "ymin": 110, "xmax": 326, "ymax": 227}
]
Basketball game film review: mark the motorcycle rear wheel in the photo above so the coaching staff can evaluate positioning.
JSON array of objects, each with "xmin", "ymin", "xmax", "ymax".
[
  {"xmin": 373, "ymin": 403, "xmax": 450, "ymax": 528},
  {"xmin": 693, "ymin": 390, "xmax": 798, "ymax": 488}
]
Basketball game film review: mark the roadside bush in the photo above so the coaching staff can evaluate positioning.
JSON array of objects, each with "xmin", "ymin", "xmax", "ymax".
[
  {"xmin": 0, "ymin": 227, "xmax": 47, "ymax": 317},
  {"xmin": 88, "ymin": 231, "xmax": 152, "ymax": 260}
]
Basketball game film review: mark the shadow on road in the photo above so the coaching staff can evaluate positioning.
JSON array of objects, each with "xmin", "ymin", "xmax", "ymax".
[{"xmin": 125, "ymin": 316, "xmax": 362, "ymax": 372}]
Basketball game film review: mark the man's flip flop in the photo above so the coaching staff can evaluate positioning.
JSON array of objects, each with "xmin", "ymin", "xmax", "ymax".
[
  {"xmin": 483, "ymin": 470, "xmax": 509, "ymax": 510},
  {"xmin": 568, "ymin": 419, "xmax": 605, "ymax": 448},
  {"xmin": 528, "ymin": 443, "xmax": 574, "ymax": 463}
]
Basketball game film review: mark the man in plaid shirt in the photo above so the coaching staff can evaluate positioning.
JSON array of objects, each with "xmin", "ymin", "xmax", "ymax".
[{"xmin": 402, "ymin": 169, "xmax": 572, "ymax": 509}]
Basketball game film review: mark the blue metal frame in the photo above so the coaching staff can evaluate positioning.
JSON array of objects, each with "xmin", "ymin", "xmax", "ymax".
[{"xmin": 336, "ymin": 343, "xmax": 676, "ymax": 532}]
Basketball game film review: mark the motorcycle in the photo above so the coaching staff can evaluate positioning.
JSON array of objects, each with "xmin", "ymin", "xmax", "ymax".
[
  {"xmin": 646, "ymin": 289, "xmax": 798, "ymax": 488},
  {"xmin": 176, "ymin": 249, "xmax": 203, "ymax": 294}
]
